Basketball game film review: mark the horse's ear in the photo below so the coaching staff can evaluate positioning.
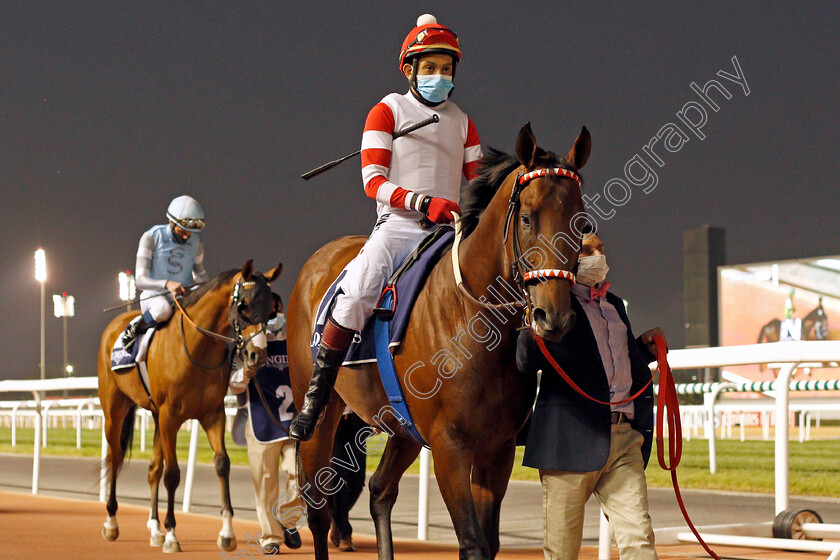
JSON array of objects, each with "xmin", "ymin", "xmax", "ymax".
[
  {"xmin": 265, "ymin": 262, "xmax": 283, "ymax": 284},
  {"xmin": 566, "ymin": 126, "xmax": 591, "ymax": 170},
  {"xmin": 515, "ymin": 122, "xmax": 538, "ymax": 170},
  {"xmin": 241, "ymin": 259, "xmax": 254, "ymax": 280}
]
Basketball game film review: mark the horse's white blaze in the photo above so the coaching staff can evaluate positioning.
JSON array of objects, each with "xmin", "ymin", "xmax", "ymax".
[
  {"xmin": 104, "ymin": 515, "xmax": 118, "ymax": 530},
  {"xmin": 251, "ymin": 332, "xmax": 267, "ymax": 349},
  {"xmin": 220, "ymin": 510, "xmax": 235, "ymax": 538}
]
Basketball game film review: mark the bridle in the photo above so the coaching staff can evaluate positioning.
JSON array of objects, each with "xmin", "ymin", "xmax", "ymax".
[
  {"xmin": 452, "ymin": 166, "xmax": 582, "ymax": 327},
  {"xmin": 173, "ymin": 276, "xmax": 269, "ymax": 370}
]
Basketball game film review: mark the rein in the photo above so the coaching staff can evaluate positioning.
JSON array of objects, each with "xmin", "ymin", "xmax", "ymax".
[
  {"xmin": 252, "ymin": 375, "xmax": 289, "ymax": 434},
  {"xmin": 178, "ymin": 314, "xmax": 231, "ymax": 370},
  {"xmin": 451, "ymin": 212, "xmax": 526, "ymax": 311},
  {"xmin": 450, "ymin": 166, "xmax": 580, "ymax": 318},
  {"xmin": 535, "ymin": 332, "xmax": 720, "ymax": 560},
  {"xmin": 174, "ymin": 297, "xmax": 236, "ymax": 341},
  {"xmin": 172, "ymin": 279, "xmax": 267, "ymax": 371}
]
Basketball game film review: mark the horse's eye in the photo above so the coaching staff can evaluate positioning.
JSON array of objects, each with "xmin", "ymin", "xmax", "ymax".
[
  {"xmin": 520, "ymin": 214, "xmax": 531, "ymax": 228},
  {"xmin": 237, "ymin": 301, "xmax": 249, "ymax": 315}
]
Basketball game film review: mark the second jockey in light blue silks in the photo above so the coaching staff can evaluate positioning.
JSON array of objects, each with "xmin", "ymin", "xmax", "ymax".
[{"xmin": 122, "ymin": 195, "xmax": 210, "ymax": 348}]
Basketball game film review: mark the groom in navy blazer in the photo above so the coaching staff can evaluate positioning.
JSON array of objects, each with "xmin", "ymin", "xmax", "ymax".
[{"xmin": 517, "ymin": 233, "xmax": 665, "ymax": 560}]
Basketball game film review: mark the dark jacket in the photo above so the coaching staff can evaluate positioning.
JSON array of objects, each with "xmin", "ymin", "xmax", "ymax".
[{"xmin": 516, "ymin": 292, "xmax": 655, "ymax": 472}]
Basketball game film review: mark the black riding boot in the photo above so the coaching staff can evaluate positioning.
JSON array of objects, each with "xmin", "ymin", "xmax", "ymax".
[
  {"xmin": 289, "ymin": 345, "xmax": 346, "ymax": 441},
  {"xmin": 122, "ymin": 316, "xmax": 150, "ymax": 350}
]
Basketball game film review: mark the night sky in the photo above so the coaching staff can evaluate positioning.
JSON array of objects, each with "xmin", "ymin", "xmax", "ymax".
[{"xmin": 2, "ymin": 2, "xmax": 838, "ymax": 380}]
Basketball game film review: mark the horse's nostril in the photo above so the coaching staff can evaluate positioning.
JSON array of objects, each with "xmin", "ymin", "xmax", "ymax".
[{"xmin": 532, "ymin": 308, "xmax": 548, "ymax": 327}]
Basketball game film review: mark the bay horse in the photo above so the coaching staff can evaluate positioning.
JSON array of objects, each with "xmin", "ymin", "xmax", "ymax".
[
  {"xmin": 287, "ymin": 123, "xmax": 589, "ymax": 559},
  {"xmin": 757, "ymin": 318, "xmax": 782, "ymax": 345},
  {"xmin": 98, "ymin": 260, "xmax": 281, "ymax": 552},
  {"xmin": 803, "ymin": 298, "xmax": 829, "ymax": 340},
  {"xmin": 757, "ymin": 318, "xmax": 782, "ymax": 371}
]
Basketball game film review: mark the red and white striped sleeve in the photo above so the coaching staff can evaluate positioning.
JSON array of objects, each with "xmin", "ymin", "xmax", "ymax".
[
  {"xmin": 462, "ymin": 116, "xmax": 482, "ymax": 180},
  {"xmin": 361, "ymin": 102, "xmax": 429, "ymax": 212},
  {"xmin": 360, "ymin": 103, "xmax": 408, "ymax": 209}
]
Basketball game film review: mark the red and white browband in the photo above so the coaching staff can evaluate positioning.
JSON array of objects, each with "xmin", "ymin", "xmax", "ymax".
[
  {"xmin": 519, "ymin": 167, "xmax": 581, "ymax": 187},
  {"xmin": 523, "ymin": 269, "xmax": 576, "ymax": 285}
]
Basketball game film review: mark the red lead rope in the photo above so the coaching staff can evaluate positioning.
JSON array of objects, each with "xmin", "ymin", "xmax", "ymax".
[
  {"xmin": 533, "ymin": 334, "xmax": 653, "ymax": 405},
  {"xmin": 651, "ymin": 334, "xmax": 720, "ymax": 559},
  {"xmin": 534, "ymin": 332, "xmax": 720, "ymax": 559}
]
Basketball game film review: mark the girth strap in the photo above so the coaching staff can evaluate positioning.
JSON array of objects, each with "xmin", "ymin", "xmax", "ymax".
[{"xmin": 373, "ymin": 289, "xmax": 430, "ymax": 447}]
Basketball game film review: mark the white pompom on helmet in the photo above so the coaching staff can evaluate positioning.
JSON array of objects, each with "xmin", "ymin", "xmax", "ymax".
[
  {"xmin": 166, "ymin": 195, "xmax": 206, "ymax": 232},
  {"xmin": 399, "ymin": 13, "xmax": 461, "ymax": 70}
]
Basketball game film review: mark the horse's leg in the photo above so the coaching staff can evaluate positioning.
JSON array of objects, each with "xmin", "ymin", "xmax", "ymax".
[
  {"xmin": 432, "ymin": 442, "xmax": 489, "ymax": 560},
  {"xmin": 471, "ymin": 439, "xmax": 516, "ymax": 559},
  {"xmin": 101, "ymin": 395, "xmax": 135, "ymax": 542},
  {"xmin": 158, "ymin": 406, "xmax": 183, "ymax": 553},
  {"xmin": 200, "ymin": 406, "xmax": 237, "ymax": 552},
  {"xmin": 147, "ymin": 414, "xmax": 165, "ymax": 547},
  {"xmin": 368, "ymin": 436, "xmax": 422, "ymax": 560},
  {"xmin": 297, "ymin": 399, "xmax": 343, "ymax": 560}
]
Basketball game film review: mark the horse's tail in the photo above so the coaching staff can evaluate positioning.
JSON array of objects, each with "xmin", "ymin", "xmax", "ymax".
[{"xmin": 118, "ymin": 404, "xmax": 137, "ymax": 470}]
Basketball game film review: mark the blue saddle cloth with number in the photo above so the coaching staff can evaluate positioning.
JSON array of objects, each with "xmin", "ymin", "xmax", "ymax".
[
  {"xmin": 310, "ymin": 228, "xmax": 454, "ymax": 365},
  {"xmin": 111, "ymin": 318, "xmax": 155, "ymax": 370},
  {"xmin": 245, "ymin": 339, "xmax": 296, "ymax": 443},
  {"xmin": 111, "ymin": 336, "xmax": 140, "ymax": 370}
]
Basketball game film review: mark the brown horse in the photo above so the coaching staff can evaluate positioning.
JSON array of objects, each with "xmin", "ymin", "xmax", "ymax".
[
  {"xmin": 98, "ymin": 260, "xmax": 281, "ymax": 552},
  {"xmin": 803, "ymin": 298, "xmax": 829, "ymax": 341},
  {"xmin": 287, "ymin": 124, "xmax": 589, "ymax": 559}
]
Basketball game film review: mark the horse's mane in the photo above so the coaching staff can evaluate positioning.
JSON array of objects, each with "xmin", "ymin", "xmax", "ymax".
[
  {"xmin": 180, "ymin": 268, "xmax": 240, "ymax": 307},
  {"xmin": 459, "ymin": 148, "xmax": 577, "ymax": 238}
]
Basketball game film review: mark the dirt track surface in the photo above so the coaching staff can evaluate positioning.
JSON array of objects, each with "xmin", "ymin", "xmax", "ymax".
[{"xmin": 0, "ymin": 490, "xmax": 831, "ymax": 560}]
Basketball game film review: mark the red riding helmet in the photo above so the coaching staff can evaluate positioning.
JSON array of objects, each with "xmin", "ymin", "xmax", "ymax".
[{"xmin": 398, "ymin": 14, "xmax": 461, "ymax": 70}]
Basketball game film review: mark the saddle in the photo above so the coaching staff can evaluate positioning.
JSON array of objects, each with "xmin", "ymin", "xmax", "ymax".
[
  {"xmin": 311, "ymin": 227, "xmax": 454, "ymax": 365},
  {"xmin": 373, "ymin": 226, "xmax": 454, "ymax": 318},
  {"xmin": 111, "ymin": 317, "xmax": 156, "ymax": 370},
  {"xmin": 111, "ymin": 317, "xmax": 158, "ymax": 410}
]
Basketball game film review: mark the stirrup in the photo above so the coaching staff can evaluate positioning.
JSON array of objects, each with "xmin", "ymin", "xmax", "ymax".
[{"xmin": 373, "ymin": 285, "xmax": 397, "ymax": 318}]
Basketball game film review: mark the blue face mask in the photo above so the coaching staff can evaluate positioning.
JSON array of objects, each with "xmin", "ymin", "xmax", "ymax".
[{"xmin": 415, "ymin": 74, "xmax": 454, "ymax": 103}]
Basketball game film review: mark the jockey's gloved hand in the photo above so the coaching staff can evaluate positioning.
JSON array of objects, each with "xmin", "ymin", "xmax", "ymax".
[{"xmin": 420, "ymin": 197, "xmax": 461, "ymax": 224}]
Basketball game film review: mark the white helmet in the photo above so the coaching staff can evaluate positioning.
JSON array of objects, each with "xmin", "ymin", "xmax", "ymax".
[{"xmin": 166, "ymin": 195, "xmax": 205, "ymax": 232}]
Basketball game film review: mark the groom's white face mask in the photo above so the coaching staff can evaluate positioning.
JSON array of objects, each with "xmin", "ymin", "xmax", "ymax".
[{"xmin": 576, "ymin": 254, "xmax": 609, "ymax": 287}]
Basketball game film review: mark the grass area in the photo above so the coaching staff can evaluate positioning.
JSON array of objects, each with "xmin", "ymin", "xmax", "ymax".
[
  {"xmin": 4, "ymin": 427, "xmax": 840, "ymax": 498},
  {"xmin": 644, "ymin": 438, "xmax": 840, "ymax": 497},
  {"xmin": 0, "ymin": 426, "xmax": 250, "ymax": 467}
]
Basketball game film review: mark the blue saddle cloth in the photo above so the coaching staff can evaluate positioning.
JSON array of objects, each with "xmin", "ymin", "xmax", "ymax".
[
  {"xmin": 311, "ymin": 228, "xmax": 455, "ymax": 365},
  {"xmin": 243, "ymin": 339, "xmax": 296, "ymax": 443},
  {"xmin": 111, "ymin": 323, "xmax": 143, "ymax": 370}
]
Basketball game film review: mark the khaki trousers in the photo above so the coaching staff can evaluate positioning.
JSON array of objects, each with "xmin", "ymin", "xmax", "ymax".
[
  {"xmin": 245, "ymin": 420, "xmax": 304, "ymax": 546},
  {"xmin": 539, "ymin": 422, "xmax": 657, "ymax": 560}
]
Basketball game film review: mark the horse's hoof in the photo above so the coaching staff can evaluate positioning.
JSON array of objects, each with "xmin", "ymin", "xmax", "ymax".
[
  {"xmin": 163, "ymin": 540, "xmax": 182, "ymax": 553},
  {"xmin": 217, "ymin": 535, "xmax": 237, "ymax": 552},
  {"xmin": 101, "ymin": 526, "xmax": 119, "ymax": 541},
  {"xmin": 340, "ymin": 536, "xmax": 355, "ymax": 552},
  {"xmin": 150, "ymin": 533, "xmax": 165, "ymax": 547}
]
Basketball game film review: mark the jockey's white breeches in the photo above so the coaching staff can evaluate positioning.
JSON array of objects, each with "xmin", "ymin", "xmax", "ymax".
[
  {"xmin": 140, "ymin": 291, "xmax": 175, "ymax": 324},
  {"xmin": 331, "ymin": 213, "xmax": 436, "ymax": 332}
]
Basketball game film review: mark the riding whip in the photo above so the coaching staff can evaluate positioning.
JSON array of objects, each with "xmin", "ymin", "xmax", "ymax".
[
  {"xmin": 301, "ymin": 114, "xmax": 440, "ymax": 180},
  {"xmin": 102, "ymin": 283, "xmax": 201, "ymax": 313}
]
